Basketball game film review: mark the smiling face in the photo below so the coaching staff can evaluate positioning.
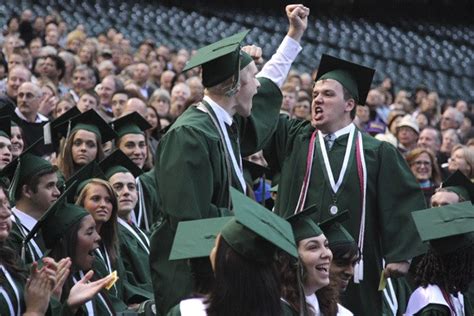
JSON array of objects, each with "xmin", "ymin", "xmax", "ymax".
[
  {"xmin": 0, "ymin": 187, "xmax": 12, "ymax": 242},
  {"xmin": 448, "ymin": 148, "xmax": 471, "ymax": 177},
  {"xmin": 329, "ymin": 249, "xmax": 359, "ymax": 293},
  {"xmin": 311, "ymin": 79, "xmax": 355, "ymax": 134},
  {"xmin": 74, "ymin": 214, "xmax": 101, "ymax": 270},
  {"xmin": 10, "ymin": 126, "xmax": 23, "ymax": 159},
  {"xmin": 71, "ymin": 130, "xmax": 98, "ymax": 166},
  {"xmin": 118, "ymin": 134, "xmax": 147, "ymax": 169},
  {"xmin": 410, "ymin": 152, "xmax": 433, "ymax": 182},
  {"xmin": 298, "ymin": 234, "xmax": 333, "ymax": 294},
  {"xmin": 109, "ymin": 172, "xmax": 138, "ymax": 219},
  {"xmin": 82, "ymin": 183, "xmax": 113, "ymax": 228}
]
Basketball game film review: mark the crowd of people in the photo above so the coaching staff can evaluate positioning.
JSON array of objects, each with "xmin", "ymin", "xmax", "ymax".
[{"xmin": 0, "ymin": 2, "xmax": 473, "ymax": 316}]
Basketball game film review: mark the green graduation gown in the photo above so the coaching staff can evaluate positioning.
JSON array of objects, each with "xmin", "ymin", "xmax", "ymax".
[
  {"xmin": 7, "ymin": 215, "xmax": 46, "ymax": 265},
  {"xmin": 0, "ymin": 264, "xmax": 25, "ymax": 316},
  {"xmin": 150, "ymin": 77, "xmax": 282, "ymax": 315},
  {"xmin": 136, "ymin": 169, "xmax": 160, "ymax": 232},
  {"xmin": 263, "ymin": 118, "xmax": 427, "ymax": 316},
  {"xmin": 118, "ymin": 219, "xmax": 153, "ymax": 293}
]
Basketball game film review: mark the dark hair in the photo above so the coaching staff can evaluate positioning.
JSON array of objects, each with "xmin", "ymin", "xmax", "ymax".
[
  {"xmin": 50, "ymin": 218, "xmax": 82, "ymax": 302},
  {"xmin": 15, "ymin": 165, "xmax": 58, "ymax": 201},
  {"xmin": 330, "ymin": 241, "xmax": 361, "ymax": 267},
  {"xmin": 189, "ymin": 258, "xmax": 215, "ymax": 296},
  {"xmin": 146, "ymin": 104, "xmax": 162, "ymax": 140},
  {"xmin": 278, "ymin": 252, "xmax": 306, "ymax": 313},
  {"xmin": 206, "ymin": 237, "xmax": 282, "ymax": 316},
  {"xmin": 0, "ymin": 182, "xmax": 27, "ymax": 284},
  {"xmin": 415, "ymin": 245, "xmax": 474, "ymax": 294},
  {"xmin": 45, "ymin": 54, "xmax": 66, "ymax": 80}
]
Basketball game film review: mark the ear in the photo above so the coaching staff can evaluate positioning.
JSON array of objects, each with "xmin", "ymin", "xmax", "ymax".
[
  {"xmin": 22, "ymin": 184, "xmax": 33, "ymax": 199},
  {"xmin": 345, "ymin": 98, "xmax": 356, "ymax": 113}
]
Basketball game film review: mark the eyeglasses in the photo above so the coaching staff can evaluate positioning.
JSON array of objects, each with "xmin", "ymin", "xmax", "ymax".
[{"xmin": 412, "ymin": 160, "xmax": 431, "ymax": 167}]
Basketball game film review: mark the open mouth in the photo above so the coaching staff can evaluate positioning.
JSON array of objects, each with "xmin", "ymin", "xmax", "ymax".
[
  {"xmin": 316, "ymin": 264, "xmax": 329, "ymax": 273},
  {"xmin": 314, "ymin": 107, "xmax": 323, "ymax": 120}
]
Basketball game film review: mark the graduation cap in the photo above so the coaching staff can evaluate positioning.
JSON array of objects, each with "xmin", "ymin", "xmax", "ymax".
[
  {"xmin": 321, "ymin": 222, "xmax": 355, "ymax": 247},
  {"xmin": 55, "ymin": 109, "xmax": 116, "ymax": 144},
  {"xmin": 99, "ymin": 149, "xmax": 143, "ymax": 179},
  {"xmin": 169, "ymin": 216, "xmax": 232, "ymax": 260},
  {"xmin": 411, "ymin": 201, "xmax": 474, "ymax": 255},
  {"xmin": 43, "ymin": 106, "xmax": 81, "ymax": 146},
  {"xmin": 0, "ymin": 138, "xmax": 53, "ymax": 201},
  {"xmin": 224, "ymin": 187, "xmax": 298, "ymax": 262},
  {"xmin": 441, "ymin": 170, "xmax": 474, "ymax": 203},
  {"xmin": 0, "ymin": 116, "xmax": 11, "ymax": 138},
  {"xmin": 169, "ymin": 187, "xmax": 298, "ymax": 263},
  {"xmin": 286, "ymin": 205, "xmax": 323, "ymax": 242},
  {"xmin": 315, "ymin": 54, "xmax": 375, "ymax": 105},
  {"xmin": 64, "ymin": 161, "xmax": 105, "ymax": 203},
  {"xmin": 110, "ymin": 112, "xmax": 151, "ymax": 139},
  {"xmin": 23, "ymin": 181, "xmax": 89, "ymax": 251},
  {"xmin": 182, "ymin": 30, "xmax": 253, "ymax": 91}
]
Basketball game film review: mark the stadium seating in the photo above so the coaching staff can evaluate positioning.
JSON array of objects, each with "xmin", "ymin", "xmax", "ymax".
[{"xmin": 0, "ymin": 0, "xmax": 472, "ymax": 102}]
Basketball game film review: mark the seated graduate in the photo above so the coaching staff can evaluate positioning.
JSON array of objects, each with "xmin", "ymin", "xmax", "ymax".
[
  {"xmin": 0, "ymin": 177, "xmax": 57, "ymax": 315},
  {"xmin": 280, "ymin": 206, "xmax": 352, "ymax": 316},
  {"xmin": 99, "ymin": 149, "xmax": 152, "ymax": 292},
  {"xmin": 56, "ymin": 109, "xmax": 116, "ymax": 180},
  {"xmin": 67, "ymin": 162, "xmax": 153, "ymax": 309},
  {"xmin": 110, "ymin": 112, "xmax": 158, "ymax": 232},
  {"xmin": 167, "ymin": 187, "xmax": 299, "ymax": 316},
  {"xmin": 0, "ymin": 117, "xmax": 13, "ymax": 171},
  {"xmin": 1, "ymin": 139, "xmax": 61, "ymax": 264},
  {"xmin": 23, "ymin": 183, "xmax": 119, "ymax": 315},
  {"xmin": 405, "ymin": 202, "xmax": 474, "ymax": 316}
]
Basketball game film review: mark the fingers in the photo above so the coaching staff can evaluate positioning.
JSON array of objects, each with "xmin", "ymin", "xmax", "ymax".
[
  {"xmin": 241, "ymin": 45, "xmax": 262, "ymax": 60},
  {"xmin": 80, "ymin": 270, "xmax": 95, "ymax": 284},
  {"xmin": 286, "ymin": 4, "xmax": 310, "ymax": 17}
]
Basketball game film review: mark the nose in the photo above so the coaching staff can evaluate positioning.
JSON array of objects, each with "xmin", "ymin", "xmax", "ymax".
[
  {"xmin": 53, "ymin": 186, "xmax": 61, "ymax": 197},
  {"xmin": 344, "ymin": 264, "xmax": 355, "ymax": 277},
  {"xmin": 94, "ymin": 231, "xmax": 101, "ymax": 243}
]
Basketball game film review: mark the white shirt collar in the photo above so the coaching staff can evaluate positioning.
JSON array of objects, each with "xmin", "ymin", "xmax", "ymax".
[
  {"xmin": 203, "ymin": 95, "xmax": 233, "ymax": 126},
  {"xmin": 321, "ymin": 123, "xmax": 354, "ymax": 139},
  {"xmin": 305, "ymin": 293, "xmax": 321, "ymax": 315},
  {"xmin": 14, "ymin": 107, "xmax": 49, "ymax": 123},
  {"xmin": 12, "ymin": 207, "xmax": 38, "ymax": 232}
]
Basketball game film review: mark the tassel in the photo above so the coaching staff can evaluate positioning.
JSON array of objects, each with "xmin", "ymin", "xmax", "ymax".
[
  {"xmin": 8, "ymin": 159, "xmax": 21, "ymax": 202},
  {"xmin": 354, "ymin": 258, "xmax": 364, "ymax": 283}
]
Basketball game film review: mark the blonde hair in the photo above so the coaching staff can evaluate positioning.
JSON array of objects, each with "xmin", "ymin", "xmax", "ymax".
[
  {"xmin": 75, "ymin": 179, "xmax": 119, "ymax": 265},
  {"xmin": 451, "ymin": 145, "xmax": 474, "ymax": 178}
]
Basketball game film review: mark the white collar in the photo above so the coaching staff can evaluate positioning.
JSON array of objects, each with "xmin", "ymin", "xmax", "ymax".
[
  {"xmin": 305, "ymin": 293, "xmax": 321, "ymax": 315},
  {"xmin": 12, "ymin": 207, "xmax": 38, "ymax": 231},
  {"xmin": 320, "ymin": 123, "xmax": 354, "ymax": 139},
  {"xmin": 14, "ymin": 107, "xmax": 49, "ymax": 123},
  {"xmin": 203, "ymin": 95, "xmax": 233, "ymax": 126},
  {"xmin": 179, "ymin": 297, "xmax": 208, "ymax": 316}
]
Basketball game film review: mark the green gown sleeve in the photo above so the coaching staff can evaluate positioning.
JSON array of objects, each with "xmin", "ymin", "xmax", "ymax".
[
  {"xmin": 138, "ymin": 169, "xmax": 160, "ymax": 231},
  {"xmin": 376, "ymin": 141, "xmax": 428, "ymax": 262},
  {"xmin": 235, "ymin": 77, "xmax": 283, "ymax": 156}
]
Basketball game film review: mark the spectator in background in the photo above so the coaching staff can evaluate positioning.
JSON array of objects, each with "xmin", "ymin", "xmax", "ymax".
[
  {"xmin": 5, "ymin": 65, "xmax": 31, "ymax": 105},
  {"xmin": 53, "ymin": 96, "xmax": 75, "ymax": 118},
  {"xmin": 132, "ymin": 62, "xmax": 154, "ymax": 99},
  {"xmin": 439, "ymin": 128, "xmax": 461, "ymax": 177},
  {"xmin": 169, "ymin": 82, "xmax": 190, "ymax": 119},
  {"xmin": 448, "ymin": 144, "xmax": 474, "ymax": 181},
  {"xmin": 97, "ymin": 75, "xmax": 123, "ymax": 120},
  {"xmin": 69, "ymin": 65, "xmax": 96, "ymax": 102},
  {"xmin": 58, "ymin": 51, "xmax": 77, "ymax": 89},
  {"xmin": 280, "ymin": 83, "xmax": 297, "ymax": 117},
  {"xmin": 148, "ymin": 88, "xmax": 171, "ymax": 118},
  {"xmin": 110, "ymin": 89, "xmax": 129, "ymax": 119},
  {"xmin": 148, "ymin": 60, "xmax": 164, "ymax": 89},
  {"xmin": 171, "ymin": 53, "xmax": 187, "ymax": 74},
  {"xmin": 375, "ymin": 110, "xmax": 405, "ymax": 147},
  {"xmin": 292, "ymin": 96, "xmax": 311, "ymax": 120},
  {"xmin": 455, "ymin": 99, "xmax": 469, "ymax": 113},
  {"xmin": 406, "ymin": 148, "xmax": 442, "ymax": 206},
  {"xmin": 396, "ymin": 115, "xmax": 419, "ymax": 155},
  {"xmin": 76, "ymin": 89, "xmax": 99, "ymax": 113},
  {"xmin": 16, "ymin": 82, "xmax": 48, "ymax": 123},
  {"xmin": 97, "ymin": 60, "xmax": 116, "ymax": 81},
  {"xmin": 159, "ymin": 70, "xmax": 175, "ymax": 93},
  {"xmin": 440, "ymin": 107, "xmax": 464, "ymax": 132},
  {"xmin": 186, "ymin": 76, "xmax": 204, "ymax": 104}
]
